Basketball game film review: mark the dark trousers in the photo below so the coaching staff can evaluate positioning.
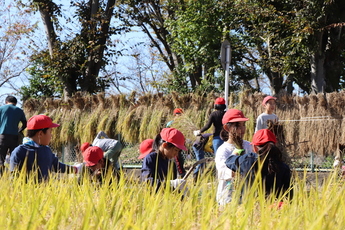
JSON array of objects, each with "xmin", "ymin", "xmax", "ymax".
[{"xmin": 0, "ymin": 134, "xmax": 19, "ymax": 165}]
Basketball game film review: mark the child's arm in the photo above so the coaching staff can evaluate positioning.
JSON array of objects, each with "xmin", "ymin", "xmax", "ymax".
[
  {"xmin": 50, "ymin": 154, "xmax": 81, "ymax": 174},
  {"xmin": 255, "ymin": 115, "xmax": 264, "ymax": 132},
  {"xmin": 225, "ymin": 153, "xmax": 257, "ymax": 176},
  {"xmin": 95, "ymin": 131, "xmax": 109, "ymax": 139}
]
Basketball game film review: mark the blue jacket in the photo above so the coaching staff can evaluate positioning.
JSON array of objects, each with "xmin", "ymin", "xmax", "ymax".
[
  {"xmin": 10, "ymin": 141, "xmax": 68, "ymax": 181},
  {"xmin": 141, "ymin": 151, "xmax": 177, "ymax": 187},
  {"xmin": 225, "ymin": 152, "xmax": 292, "ymax": 199}
]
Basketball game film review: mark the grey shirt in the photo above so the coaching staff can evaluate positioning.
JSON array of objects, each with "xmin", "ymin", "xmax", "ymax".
[
  {"xmin": 255, "ymin": 113, "xmax": 278, "ymax": 132},
  {"xmin": 92, "ymin": 131, "xmax": 118, "ymax": 152}
]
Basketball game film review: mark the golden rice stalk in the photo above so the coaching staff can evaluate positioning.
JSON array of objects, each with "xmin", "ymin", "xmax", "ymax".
[
  {"xmin": 139, "ymin": 106, "xmax": 154, "ymax": 141},
  {"xmin": 317, "ymin": 93, "xmax": 327, "ymax": 107},
  {"xmin": 72, "ymin": 92, "xmax": 86, "ymax": 110},
  {"xmin": 110, "ymin": 94, "xmax": 120, "ymax": 108}
]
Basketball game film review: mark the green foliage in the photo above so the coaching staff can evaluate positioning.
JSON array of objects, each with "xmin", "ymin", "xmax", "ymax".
[
  {"xmin": 21, "ymin": 0, "xmax": 122, "ymax": 99},
  {"xmin": 20, "ymin": 55, "xmax": 63, "ymax": 101}
]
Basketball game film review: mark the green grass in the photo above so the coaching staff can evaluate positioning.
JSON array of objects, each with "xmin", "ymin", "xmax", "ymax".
[{"xmin": 1, "ymin": 168, "xmax": 345, "ymax": 229}]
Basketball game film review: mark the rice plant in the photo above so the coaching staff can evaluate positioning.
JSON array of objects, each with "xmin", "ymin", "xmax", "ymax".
[{"xmin": 1, "ymin": 166, "xmax": 345, "ymax": 229}]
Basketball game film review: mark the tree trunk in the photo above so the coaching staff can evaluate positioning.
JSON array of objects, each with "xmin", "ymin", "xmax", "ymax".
[
  {"xmin": 84, "ymin": 0, "xmax": 116, "ymax": 93},
  {"xmin": 266, "ymin": 70, "xmax": 283, "ymax": 95},
  {"xmin": 35, "ymin": 0, "xmax": 57, "ymax": 57},
  {"xmin": 310, "ymin": 31, "xmax": 326, "ymax": 94},
  {"xmin": 310, "ymin": 53, "xmax": 325, "ymax": 94}
]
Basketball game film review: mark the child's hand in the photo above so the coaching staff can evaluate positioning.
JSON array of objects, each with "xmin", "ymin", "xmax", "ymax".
[
  {"xmin": 233, "ymin": 149, "xmax": 244, "ymax": 155},
  {"xmin": 193, "ymin": 130, "xmax": 201, "ymax": 136},
  {"xmin": 333, "ymin": 159, "xmax": 341, "ymax": 168},
  {"xmin": 73, "ymin": 163, "xmax": 84, "ymax": 174},
  {"xmin": 170, "ymin": 179, "xmax": 186, "ymax": 190}
]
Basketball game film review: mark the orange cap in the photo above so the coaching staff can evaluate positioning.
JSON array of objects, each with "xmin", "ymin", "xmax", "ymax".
[{"xmin": 138, "ymin": 139, "xmax": 154, "ymax": 159}]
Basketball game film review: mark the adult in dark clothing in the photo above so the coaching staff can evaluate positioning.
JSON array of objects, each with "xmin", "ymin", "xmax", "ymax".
[
  {"xmin": 194, "ymin": 97, "xmax": 226, "ymax": 154},
  {"xmin": 225, "ymin": 129, "xmax": 293, "ymax": 200},
  {"xmin": 0, "ymin": 96, "xmax": 27, "ymax": 171},
  {"xmin": 141, "ymin": 128, "xmax": 187, "ymax": 191}
]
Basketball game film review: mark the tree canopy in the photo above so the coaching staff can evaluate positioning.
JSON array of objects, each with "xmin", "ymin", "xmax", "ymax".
[{"xmin": 5, "ymin": 0, "xmax": 345, "ymax": 101}]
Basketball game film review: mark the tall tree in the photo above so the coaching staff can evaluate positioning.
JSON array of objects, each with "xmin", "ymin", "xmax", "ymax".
[
  {"xmin": 23, "ymin": 0, "xmax": 120, "ymax": 99},
  {"xmin": 228, "ymin": 0, "xmax": 345, "ymax": 94}
]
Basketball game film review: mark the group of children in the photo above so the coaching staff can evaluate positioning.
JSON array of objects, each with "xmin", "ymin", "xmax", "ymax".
[
  {"xmin": 9, "ymin": 94, "xmax": 292, "ymax": 205},
  {"xmin": 136, "ymin": 95, "xmax": 292, "ymax": 204}
]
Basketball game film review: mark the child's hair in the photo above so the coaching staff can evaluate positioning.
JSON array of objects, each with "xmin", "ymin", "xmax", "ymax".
[
  {"xmin": 256, "ymin": 142, "xmax": 282, "ymax": 174},
  {"xmin": 214, "ymin": 104, "xmax": 226, "ymax": 111},
  {"xmin": 220, "ymin": 122, "xmax": 243, "ymax": 149},
  {"xmin": 153, "ymin": 133, "xmax": 176, "ymax": 156},
  {"xmin": 27, "ymin": 128, "xmax": 49, "ymax": 138}
]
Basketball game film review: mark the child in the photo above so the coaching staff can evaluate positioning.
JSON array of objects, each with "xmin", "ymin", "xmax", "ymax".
[
  {"xmin": 138, "ymin": 139, "xmax": 154, "ymax": 160},
  {"xmin": 81, "ymin": 131, "xmax": 123, "ymax": 170},
  {"xmin": 10, "ymin": 114, "xmax": 82, "ymax": 181},
  {"xmin": 194, "ymin": 97, "xmax": 226, "ymax": 153},
  {"xmin": 255, "ymin": 96, "xmax": 278, "ymax": 132},
  {"xmin": 166, "ymin": 108, "xmax": 183, "ymax": 128},
  {"xmin": 215, "ymin": 109, "xmax": 252, "ymax": 205},
  {"xmin": 165, "ymin": 109, "xmax": 187, "ymax": 177},
  {"xmin": 225, "ymin": 129, "xmax": 293, "ymax": 200},
  {"xmin": 80, "ymin": 145, "xmax": 119, "ymax": 184},
  {"xmin": 141, "ymin": 128, "xmax": 187, "ymax": 191}
]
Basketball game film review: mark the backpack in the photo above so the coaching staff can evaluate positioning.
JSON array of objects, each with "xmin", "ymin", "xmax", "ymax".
[
  {"xmin": 204, "ymin": 135, "xmax": 213, "ymax": 153},
  {"xmin": 194, "ymin": 134, "xmax": 214, "ymax": 153}
]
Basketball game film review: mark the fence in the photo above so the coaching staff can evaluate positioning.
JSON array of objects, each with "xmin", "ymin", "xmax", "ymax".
[{"xmin": 58, "ymin": 143, "xmax": 337, "ymax": 171}]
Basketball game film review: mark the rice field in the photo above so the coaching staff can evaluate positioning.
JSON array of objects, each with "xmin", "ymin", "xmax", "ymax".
[
  {"xmin": 17, "ymin": 91, "xmax": 345, "ymax": 229},
  {"xmin": 1, "ymin": 168, "xmax": 345, "ymax": 229}
]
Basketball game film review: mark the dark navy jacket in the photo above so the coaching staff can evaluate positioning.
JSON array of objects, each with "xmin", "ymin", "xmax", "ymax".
[
  {"xmin": 141, "ymin": 151, "xmax": 177, "ymax": 187},
  {"xmin": 225, "ymin": 152, "xmax": 292, "ymax": 199},
  {"xmin": 10, "ymin": 142, "xmax": 68, "ymax": 181}
]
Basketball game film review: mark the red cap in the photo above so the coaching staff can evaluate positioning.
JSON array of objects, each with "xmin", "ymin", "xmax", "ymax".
[
  {"xmin": 27, "ymin": 115, "xmax": 60, "ymax": 130},
  {"xmin": 82, "ymin": 146, "xmax": 104, "ymax": 166},
  {"xmin": 138, "ymin": 139, "xmax": 154, "ymax": 159},
  {"xmin": 222, "ymin": 109, "xmax": 249, "ymax": 125},
  {"xmin": 262, "ymin": 96, "xmax": 277, "ymax": 105},
  {"xmin": 80, "ymin": 142, "xmax": 91, "ymax": 152},
  {"xmin": 215, "ymin": 97, "xmax": 225, "ymax": 105},
  {"xmin": 252, "ymin": 129, "xmax": 277, "ymax": 146},
  {"xmin": 160, "ymin": 128, "xmax": 187, "ymax": 151},
  {"xmin": 173, "ymin": 108, "xmax": 183, "ymax": 115}
]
